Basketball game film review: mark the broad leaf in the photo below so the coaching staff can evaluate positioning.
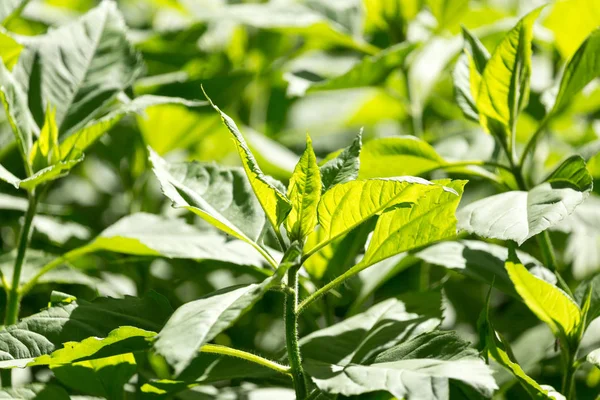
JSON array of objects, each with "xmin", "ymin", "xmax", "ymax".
[
  {"xmin": 320, "ymin": 130, "xmax": 361, "ymax": 192},
  {"xmin": 305, "ymin": 357, "xmax": 496, "ymax": 399},
  {"xmin": 0, "ymin": 384, "xmax": 70, "ymax": 400},
  {"xmin": 306, "ymin": 43, "xmax": 414, "ymax": 93},
  {"xmin": 12, "ymin": 1, "xmax": 143, "ymax": 137},
  {"xmin": 154, "ymin": 278, "xmax": 276, "ymax": 376},
  {"xmin": 206, "ymin": 95, "xmax": 291, "ymax": 230},
  {"xmin": 0, "ymin": 292, "xmax": 172, "ymax": 368},
  {"xmin": 359, "ymin": 136, "xmax": 445, "ymax": 178},
  {"xmin": 286, "ymin": 136, "xmax": 321, "ymax": 240},
  {"xmin": 479, "ymin": 289, "xmax": 561, "ymax": 399},
  {"xmin": 358, "ymin": 180, "xmax": 465, "ymax": 269},
  {"xmin": 89, "ymin": 213, "xmax": 268, "ymax": 267},
  {"xmin": 506, "ymin": 258, "xmax": 581, "ymax": 341},
  {"xmin": 427, "ymin": 0, "xmax": 469, "ymax": 32},
  {"xmin": 300, "ymin": 297, "xmax": 442, "ymax": 366},
  {"xmin": 544, "ymin": 0, "xmax": 600, "ymax": 59},
  {"xmin": 306, "ymin": 176, "xmax": 436, "ymax": 255},
  {"xmin": 545, "ymin": 155, "xmax": 593, "ymax": 192},
  {"xmin": 457, "ymin": 182, "xmax": 589, "ymax": 245},
  {"xmin": 477, "ymin": 8, "xmax": 540, "ymax": 131},
  {"xmin": 551, "ymin": 28, "xmax": 600, "ymax": 114},
  {"xmin": 149, "ymin": 149, "xmax": 274, "ymax": 265},
  {"xmin": 415, "ymin": 240, "xmax": 546, "ymax": 296}
]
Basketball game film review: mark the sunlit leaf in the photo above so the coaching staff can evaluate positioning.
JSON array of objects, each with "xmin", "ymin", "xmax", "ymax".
[
  {"xmin": 0, "ymin": 0, "xmax": 28, "ymax": 25},
  {"xmin": 0, "ymin": 31, "xmax": 23, "ymax": 70},
  {"xmin": 544, "ymin": 0, "xmax": 600, "ymax": 59}
]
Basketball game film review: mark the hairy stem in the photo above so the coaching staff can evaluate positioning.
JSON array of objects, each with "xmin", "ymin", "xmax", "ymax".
[
  {"xmin": 5, "ymin": 193, "xmax": 38, "ymax": 326},
  {"xmin": 285, "ymin": 265, "xmax": 308, "ymax": 398},
  {"xmin": 200, "ymin": 344, "xmax": 291, "ymax": 377},
  {"xmin": 561, "ymin": 346, "xmax": 576, "ymax": 400}
]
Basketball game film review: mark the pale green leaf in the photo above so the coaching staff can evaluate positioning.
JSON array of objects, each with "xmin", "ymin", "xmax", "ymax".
[
  {"xmin": 0, "ymin": 384, "xmax": 70, "ymax": 400},
  {"xmin": 306, "ymin": 43, "xmax": 414, "ymax": 93},
  {"xmin": 90, "ymin": 213, "xmax": 268, "ymax": 267},
  {"xmin": 506, "ymin": 259, "xmax": 581, "ymax": 341},
  {"xmin": 319, "ymin": 130, "xmax": 361, "ymax": 192},
  {"xmin": 154, "ymin": 279, "xmax": 276, "ymax": 376},
  {"xmin": 206, "ymin": 96, "xmax": 292, "ymax": 230},
  {"xmin": 13, "ymin": 1, "xmax": 143, "ymax": 137},
  {"xmin": 286, "ymin": 135, "xmax": 321, "ymax": 240},
  {"xmin": 29, "ymin": 106, "xmax": 60, "ymax": 172},
  {"xmin": 18, "ymin": 155, "xmax": 83, "ymax": 190},
  {"xmin": 305, "ymin": 357, "xmax": 496, "ymax": 399},
  {"xmin": 358, "ymin": 136, "xmax": 445, "ymax": 178},
  {"xmin": 477, "ymin": 8, "xmax": 541, "ymax": 130},
  {"xmin": 306, "ymin": 176, "xmax": 436, "ymax": 255},
  {"xmin": 0, "ymin": 292, "xmax": 172, "ymax": 368},
  {"xmin": 551, "ymin": 29, "xmax": 600, "ymax": 114},
  {"xmin": 300, "ymin": 297, "xmax": 442, "ymax": 366},
  {"xmin": 457, "ymin": 182, "xmax": 589, "ymax": 245},
  {"xmin": 0, "ymin": 163, "xmax": 19, "ymax": 188},
  {"xmin": 544, "ymin": 0, "xmax": 600, "ymax": 59},
  {"xmin": 574, "ymin": 274, "xmax": 600, "ymax": 325},
  {"xmin": 427, "ymin": 0, "xmax": 469, "ymax": 32},
  {"xmin": 149, "ymin": 149, "xmax": 275, "ymax": 265},
  {"xmin": 358, "ymin": 180, "xmax": 465, "ymax": 269},
  {"xmin": 0, "ymin": 0, "xmax": 28, "ymax": 25}
]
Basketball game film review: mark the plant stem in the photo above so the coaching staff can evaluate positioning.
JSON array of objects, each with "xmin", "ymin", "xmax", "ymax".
[
  {"xmin": 285, "ymin": 265, "xmax": 308, "ymax": 398},
  {"xmin": 519, "ymin": 115, "xmax": 551, "ymax": 167},
  {"xmin": 561, "ymin": 346, "xmax": 576, "ymax": 400},
  {"xmin": 200, "ymin": 344, "xmax": 291, "ymax": 377},
  {"xmin": 5, "ymin": 193, "xmax": 38, "ymax": 327}
]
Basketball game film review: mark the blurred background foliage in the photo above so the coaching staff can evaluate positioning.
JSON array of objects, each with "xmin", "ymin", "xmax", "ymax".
[{"xmin": 0, "ymin": 0, "xmax": 598, "ymax": 397}]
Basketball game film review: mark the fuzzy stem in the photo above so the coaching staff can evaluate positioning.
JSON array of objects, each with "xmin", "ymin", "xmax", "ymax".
[
  {"xmin": 285, "ymin": 264, "xmax": 308, "ymax": 398},
  {"xmin": 200, "ymin": 344, "xmax": 291, "ymax": 377}
]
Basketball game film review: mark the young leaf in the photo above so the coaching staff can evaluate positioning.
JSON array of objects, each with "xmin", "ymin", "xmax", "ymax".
[
  {"xmin": 206, "ymin": 95, "xmax": 292, "ymax": 231},
  {"xmin": 320, "ymin": 130, "xmax": 362, "ymax": 192},
  {"xmin": 286, "ymin": 135, "xmax": 321, "ymax": 240},
  {"xmin": 358, "ymin": 180, "xmax": 465, "ymax": 269},
  {"xmin": 17, "ymin": 155, "xmax": 84, "ymax": 191},
  {"xmin": 506, "ymin": 257, "xmax": 581, "ymax": 341},
  {"xmin": 457, "ymin": 182, "xmax": 590, "ymax": 245},
  {"xmin": 358, "ymin": 136, "xmax": 445, "ymax": 178},
  {"xmin": 0, "ymin": 292, "xmax": 172, "ymax": 368},
  {"xmin": 300, "ymin": 297, "xmax": 442, "ymax": 366},
  {"xmin": 29, "ymin": 106, "xmax": 60, "ymax": 172},
  {"xmin": 12, "ymin": 0, "xmax": 143, "ymax": 137},
  {"xmin": 149, "ymin": 149, "xmax": 275, "ymax": 266},
  {"xmin": 544, "ymin": 155, "xmax": 593, "ymax": 192},
  {"xmin": 479, "ymin": 288, "xmax": 562, "ymax": 399},
  {"xmin": 477, "ymin": 8, "xmax": 541, "ymax": 131},
  {"xmin": 305, "ymin": 176, "xmax": 436, "ymax": 256},
  {"xmin": 551, "ymin": 28, "xmax": 600, "ymax": 114},
  {"xmin": 574, "ymin": 274, "xmax": 600, "ymax": 326},
  {"xmin": 0, "ymin": 31, "xmax": 23, "ymax": 70},
  {"xmin": 153, "ymin": 279, "xmax": 276, "ymax": 376}
]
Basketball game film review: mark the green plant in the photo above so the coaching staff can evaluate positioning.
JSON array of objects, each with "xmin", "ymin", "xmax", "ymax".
[{"xmin": 0, "ymin": 0, "xmax": 598, "ymax": 399}]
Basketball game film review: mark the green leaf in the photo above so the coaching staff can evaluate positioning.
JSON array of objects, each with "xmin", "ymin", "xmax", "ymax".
[
  {"xmin": 415, "ymin": 240, "xmax": 547, "ymax": 297},
  {"xmin": 358, "ymin": 180, "xmax": 465, "ymax": 269},
  {"xmin": 206, "ymin": 95, "xmax": 292, "ymax": 231},
  {"xmin": 153, "ymin": 279, "xmax": 276, "ymax": 376},
  {"xmin": 476, "ymin": 8, "xmax": 541, "ymax": 131},
  {"xmin": 286, "ymin": 135, "xmax": 321, "ymax": 240},
  {"xmin": 306, "ymin": 43, "xmax": 414, "ymax": 93},
  {"xmin": 305, "ymin": 357, "xmax": 496, "ymax": 399},
  {"xmin": 13, "ymin": 1, "xmax": 143, "ymax": 137},
  {"xmin": 0, "ymin": 384, "xmax": 70, "ymax": 400},
  {"xmin": 33, "ymin": 326, "xmax": 154, "ymax": 367},
  {"xmin": 544, "ymin": 155, "xmax": 593, "ymax": 192},
  {"xmin": 551, "ymin": 29, "xmax": 600, "ymax": 114},
  {"xmin": 544, "ymin": 0, "xmax": 600, "ymax": 59},
  {"xmin": 427, "ymin": 0, "xmax": 469, "ymax": 32},
  {"xmin": 52, "ymin": 354, "xmax": 137, "ymax": 400},
  {"xmin": 506, "ymin": 258, "xmax": 581, "ymax": 341},
  {"xmin": 149, "ymin": 149, "xmax": 275, "ymax": 266},
  {"xmin": 29, "ymin": 106, "xmax": 61, "ymax": 173},
  {"xmin": 89, "ymin": 212, "xmax": 268, "ymax": 268},
  {"xmin": 319, "ymin": 130, "xmax": 361, "ymax": 192},
  {"xmin": 60, "ymin": 95, "xmax": 203, "ymax": 158},
  {"xmin": 0, "ymin": 31, "xmax": 23, "ymax": 70},
  {"xmin": 358, "ymin": 136, "xmax": 445, "ymax": 178},
  {"xmin": 575, "ymin": 274, "xmax": 600, "ymax": 326},
  {"xmin": 0, "ymin": 163, "xmax": 19, "ymax": 188},
  {"xmin": 479, "ymin": 289, "xmax": 562, "ymax": 399},
  {"xmin": 301, "ymin": 297, "xmax": 441, "ymax": 366},
  {"xmin": 0, "ymin": 0, "xmax": 28, "ymax": 25},
  {"xmin": 17, "ymin": 154, "xmax": 84, "ymax": 191},
  {"xmin": 0, "ymin": 292, "xmax": 172, "ymax": 368},
  {"xmin": 457, "ymin": 182, "xmax": 590, "ymax": 245},
  {"xmin": 306, "ymin": 176, "xmax": 436, "ymax": 256}
]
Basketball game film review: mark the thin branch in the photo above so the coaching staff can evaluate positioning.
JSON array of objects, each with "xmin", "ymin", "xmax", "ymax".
[{"xmin": 199, "ymin": 344, "xmax": 291, "ymax": 377}]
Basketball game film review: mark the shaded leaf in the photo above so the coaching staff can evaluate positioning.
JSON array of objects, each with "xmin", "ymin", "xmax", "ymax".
[
  {"xmin": 320, "ymin": 130, "xmax": 361, "ymax": 192},
  {"xmin": 544, "ymin": 155, "xmax": 593, "ymax": 192},
  {"xmin": 0, "ymin": 384, "xmax": 70, "ymax": 400}
]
